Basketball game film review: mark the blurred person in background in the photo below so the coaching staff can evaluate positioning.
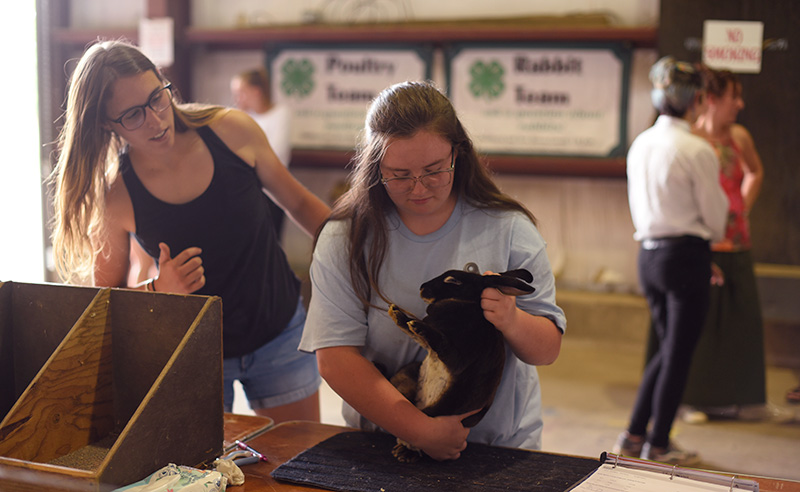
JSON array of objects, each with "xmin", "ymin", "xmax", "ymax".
[{"xmin": 615, "ymin": 56, "xmax": 728, "ymax": 466}]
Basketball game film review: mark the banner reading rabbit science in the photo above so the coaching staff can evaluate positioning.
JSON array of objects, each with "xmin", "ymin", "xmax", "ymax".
[
  {"xmin": 267, "ymin": 45, "xmax": 432, "ymax": 150},
  {"xmin": 447, "ymin": 44, "xmax": 630, "ymax": 157}
]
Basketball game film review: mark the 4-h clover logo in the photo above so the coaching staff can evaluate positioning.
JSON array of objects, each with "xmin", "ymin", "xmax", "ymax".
[
  {"xmin": 280, "ymin": 58, "xmax": 315, "ymax": 98},
  {"xmin": 469, "ymin": 60, "xmax": 505, "ymax": 100}
]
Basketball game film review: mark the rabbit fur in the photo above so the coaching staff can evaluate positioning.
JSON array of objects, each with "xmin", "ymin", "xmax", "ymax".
[{"xmin": 387, "ymin": 268, "xmax": 535, "ymax": 462}]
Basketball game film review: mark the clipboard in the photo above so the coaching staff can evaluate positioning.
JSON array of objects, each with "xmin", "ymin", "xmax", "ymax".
[{"xmin": 567, "ymin": 452, "xmax": 759, "ymax": 492}]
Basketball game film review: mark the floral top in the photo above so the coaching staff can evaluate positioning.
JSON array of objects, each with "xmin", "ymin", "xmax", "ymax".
[{"xmin": 710, "ymin": 138, "xmax": 750, "ymax": 251}]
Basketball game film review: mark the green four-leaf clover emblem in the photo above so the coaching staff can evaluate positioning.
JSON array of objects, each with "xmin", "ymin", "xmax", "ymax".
[
  {"xmin": 469, "ymin": 60, "xmax": 504, "ymax": 100},
  {"xmin": 280, "ymin": 58, "xmax": 315, "ymax": 98}
]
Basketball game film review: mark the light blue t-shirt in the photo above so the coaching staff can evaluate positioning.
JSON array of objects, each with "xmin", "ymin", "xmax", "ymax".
[{"xmin": 300, "ymin": 199, "xmax": 565, "ymax": 450}]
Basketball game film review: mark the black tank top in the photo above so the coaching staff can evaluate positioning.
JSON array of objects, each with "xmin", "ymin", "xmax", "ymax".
[{"xmin": 121, "ymin": 126, "xmax": 300, "ymax": 358}]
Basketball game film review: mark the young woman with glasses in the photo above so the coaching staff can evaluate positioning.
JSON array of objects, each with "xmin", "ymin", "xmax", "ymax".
[
  {"xmin": 51, "ymin": 40, "xmax": 330, "ymax": 423},
  {"xmin": 298, "ymin": 80, "xmax": 564, "ymax": 461}
]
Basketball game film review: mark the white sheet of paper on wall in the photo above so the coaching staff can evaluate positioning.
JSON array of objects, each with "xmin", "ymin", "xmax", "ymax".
[{"xmin": 139, "ymin": 17, "xmax": 175, "ymax": 68}]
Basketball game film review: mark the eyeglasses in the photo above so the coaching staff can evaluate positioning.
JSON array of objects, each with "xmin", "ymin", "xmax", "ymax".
[
  {"xmin": 380, "ymin": 148, "xmax": 455, "ymax": 194},
  {"xmin": 110, "ymin": 83, "xmax": 173, "ymax": 131}
]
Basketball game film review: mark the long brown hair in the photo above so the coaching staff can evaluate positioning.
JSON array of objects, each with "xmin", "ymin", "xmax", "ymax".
[
  {"xmin": 698, "ymin": 64, "xmax": 740, "ymax": 99},
  {"xmin": 323, "ymin": 80, "xmax": 536, "ymax": 308},
  {"xmin": 51, "ymin": 40, "xmax": 224, "ymax": 282}
]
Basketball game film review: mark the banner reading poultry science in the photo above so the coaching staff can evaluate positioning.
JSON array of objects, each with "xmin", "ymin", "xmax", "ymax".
[
  {"xmin": 267, "ymin": 44, "xmax": 433, "ymax": 150},
  {"xmin": 447, "ymin": 43, "xmax": 630, "ymax": 157}
]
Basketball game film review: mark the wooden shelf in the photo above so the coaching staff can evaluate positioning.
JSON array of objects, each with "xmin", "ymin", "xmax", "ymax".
[
  {"xmin": 52, "ymin": 28, "xmax": 138, "ymax": 46},
  {"xmin": 485, "ymin": 154, "xmax": 626, "ymax": 177},
  {"xmin": 52, "ymin": 21, "xmax": 657, "ymax": 50},
  {"xmin": 185, "ymin": 22, "xmax": 657, "ymax": 49},
  {"xmin": 291, "ymin": 149, "xmax": 626, "ymax": 178}
]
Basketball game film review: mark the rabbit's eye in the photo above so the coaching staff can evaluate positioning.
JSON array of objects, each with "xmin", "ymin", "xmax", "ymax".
[{"xmin": 444, "ymin": 276, "xmax": 462, "ymax": 285}]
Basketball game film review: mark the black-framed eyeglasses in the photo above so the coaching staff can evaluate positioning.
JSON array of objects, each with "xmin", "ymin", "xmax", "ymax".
[
  {"xmin": 110, "ymin": 83, "xmax": 173, "ymax": 131},
  {"xmin": 380, "ymin": 147, "xmax": 455, "ymax": 194}
]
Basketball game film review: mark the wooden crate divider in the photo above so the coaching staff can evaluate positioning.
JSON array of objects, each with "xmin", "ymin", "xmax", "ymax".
[{"xmin": 0, "ymin": 281, "xmax": 224, "ymax": 491}]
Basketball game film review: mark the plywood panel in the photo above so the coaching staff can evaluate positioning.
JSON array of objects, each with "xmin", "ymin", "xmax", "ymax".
[
  {"xmin": 659, "ymin": 0, "xmax": 800, "ymax": 266},
  {"xmin": 0, "ymin": 290, "xmax": 113, "ymax": 463}
]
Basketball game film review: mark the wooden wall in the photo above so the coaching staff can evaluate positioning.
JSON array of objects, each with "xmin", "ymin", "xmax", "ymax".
[{"xmin": 659, "ymin": 1, "xmax": 800, "ymax": 266}]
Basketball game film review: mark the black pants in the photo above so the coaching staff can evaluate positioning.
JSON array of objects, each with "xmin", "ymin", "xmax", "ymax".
[{"xmin": 628, "ymin": 236, "xmax": 711, "ymax": 448}]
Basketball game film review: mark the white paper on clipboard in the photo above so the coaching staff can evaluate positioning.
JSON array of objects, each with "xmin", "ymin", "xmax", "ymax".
[{"xmin": 571, "ymin": 464, "xmax": 739, "ymax": 492}]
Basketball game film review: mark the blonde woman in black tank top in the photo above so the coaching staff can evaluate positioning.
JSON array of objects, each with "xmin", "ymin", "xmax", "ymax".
[{"xmin": 51, "ymin": 40, "xmax": 331, "ymax": 423}]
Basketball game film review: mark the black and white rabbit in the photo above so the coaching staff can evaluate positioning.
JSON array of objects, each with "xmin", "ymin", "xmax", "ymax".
[{"xmin": 387, "ymin": 268, "xmax": 535, "ymax": 462}]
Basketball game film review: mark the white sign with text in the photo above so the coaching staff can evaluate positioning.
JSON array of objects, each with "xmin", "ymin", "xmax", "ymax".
[
  {"xmin": 268, "ymin": 46, "xmax": 432, "ymax": 150},
  {"xmin": 703, "ymin": 20, "xmax": 763, "ymax": 74},
  {"xmin": 448, "ymin": 44, "xmax": 629, "ymax": 157}
]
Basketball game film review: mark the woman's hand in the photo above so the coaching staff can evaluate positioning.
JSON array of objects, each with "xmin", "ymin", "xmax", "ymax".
[
  {"xmin": 153, "ymin": 242, "xmax": 205, "ymax": 293},
  {"xmin": 481, "ymin": 284, "xmax": 520, "ymax": 334},
  {"xmin": 415, "ymin": 409, "xmax": 481, "ymax": 461},
  {"xmin": 478, "ymin": 270, "xmax": 562, "ymax": 366},
  {"xmin": 317, "ymin": 346, "xmax": 480, "ymax": 461},
  {"xmin": 711, "ymin": 262, "xmax": 725, "ymax": 286}
]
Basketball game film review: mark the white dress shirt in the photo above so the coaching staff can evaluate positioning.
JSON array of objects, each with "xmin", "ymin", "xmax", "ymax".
[{"xmin": 627, "ymin": 115, "xmax": 728, "ymax": 242}]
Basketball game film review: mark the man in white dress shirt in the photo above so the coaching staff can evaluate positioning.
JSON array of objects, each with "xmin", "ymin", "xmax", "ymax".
[{"xmin": 615, "ymin": 57, "xmax": 728, "ymax": 466}]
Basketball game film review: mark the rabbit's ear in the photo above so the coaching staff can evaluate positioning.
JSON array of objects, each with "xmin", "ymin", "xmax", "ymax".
[
  {"xmin": 498, "ymin": 269, "xmax": 533, "ymax": 283},
  {"xmin": 487, "ymin": 270, "xmax": 535, "ymax": 296}
]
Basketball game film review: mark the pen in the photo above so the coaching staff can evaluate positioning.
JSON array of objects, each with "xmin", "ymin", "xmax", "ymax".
[{"xmin": 235, "ymin": 440, "xmax": 268, "ymax": 462}]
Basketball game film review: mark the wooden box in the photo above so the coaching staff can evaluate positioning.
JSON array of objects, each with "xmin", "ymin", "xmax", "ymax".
[{"xmin": 0, "ymin": 281, "xmax": 224, "ymax": 491}]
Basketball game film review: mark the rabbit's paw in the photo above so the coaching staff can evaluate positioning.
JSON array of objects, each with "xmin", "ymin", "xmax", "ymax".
[
  {"xmin": 407, "ymin": 320, "xmax": 426, "ymax": 335},
  {"xmin": 389, "ymin": 304, "xmax": 412, "ymax": 326},
  {"xmin": 392, "ymin": 440, "xmax": 423, "ymax": 463}
]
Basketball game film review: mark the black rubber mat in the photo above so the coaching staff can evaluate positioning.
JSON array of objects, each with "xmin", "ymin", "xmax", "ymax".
[{"xmin": 271, "ymin": 431, "xmax": 600, "ymax": 491}]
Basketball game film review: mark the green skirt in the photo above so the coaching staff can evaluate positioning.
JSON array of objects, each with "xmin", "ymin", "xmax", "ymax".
[{"xmin": 645, "ymin": 250, "xmax": 766, "ymax": 407}]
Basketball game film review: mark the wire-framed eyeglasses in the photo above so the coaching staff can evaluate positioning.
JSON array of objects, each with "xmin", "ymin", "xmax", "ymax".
[
  {"xmin": 380, "ymin": 148, "xmax": 455, "ymax": 194},
  {"xmin": 110, "ymin": 83, "xmax": 173, "ymax": 131}
]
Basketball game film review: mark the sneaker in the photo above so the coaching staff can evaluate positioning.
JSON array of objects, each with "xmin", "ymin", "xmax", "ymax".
[
  {"xmin": 641, "ymin": 441, "xmax": 701, "ymax": 466},
  {"xmin": 612, "ymin": 432, "xmax": 644, "ymax": 457},
  {"xmin": 681, "ymin": 407, "xmax": 709, "ymax": 424}
]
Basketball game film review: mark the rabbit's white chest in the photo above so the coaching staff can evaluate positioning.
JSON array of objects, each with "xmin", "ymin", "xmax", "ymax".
[{"xmin": 416, "ymin": 354, "xmax": 452, "ymax": 408}]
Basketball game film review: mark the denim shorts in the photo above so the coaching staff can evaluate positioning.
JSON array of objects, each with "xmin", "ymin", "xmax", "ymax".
[{"xmin": 222, "ymin": 299, "xmax": 320, "ymax": 411}]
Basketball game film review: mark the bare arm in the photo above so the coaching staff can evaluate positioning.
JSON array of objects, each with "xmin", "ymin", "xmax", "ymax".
[
  {"xmin": 211, "ymin": 110, "xmax": 330, "ymax": 237},
  {"xmin": 316, "ymin": 346, "xmax": 477, "ymax": 461},
  {"xmin": 480, "ymin": 287, "xmax": 562, "ymax": 365},
  {"xmin": 732, "ymin": 124, "xmax": 764, "ymax": 212},
  {"xmin": 93, "ymin": 179, "xmax": 135, "ymax": 288}
]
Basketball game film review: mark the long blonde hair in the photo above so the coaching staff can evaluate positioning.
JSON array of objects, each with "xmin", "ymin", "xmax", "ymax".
[{"xmin": 51, "ymin": 40, "xmax": 223, "ymax": 283}]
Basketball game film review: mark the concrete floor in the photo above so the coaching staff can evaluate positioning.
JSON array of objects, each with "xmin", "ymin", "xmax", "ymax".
[
  {"xmin": 235, "ymin": 324, "xmax": 800, "ymax": 483},
  {"xmin": 537, "ymin": 338, "xmax": 800, "ymax": 482}
]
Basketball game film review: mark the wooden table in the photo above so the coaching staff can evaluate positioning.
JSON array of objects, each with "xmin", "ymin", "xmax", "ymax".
[
  {"xmin": 229, "ymin": 420, "xmax": 352, "ymax": 491},
  {"xmin": 222, "ymin": 413, "xmax": 275, "ymax": 451},
  {"xmin": 233, "ymin": 420, "xmax": 800, "ymax": 492},
  {"xmin": 1, "ymin": 417, "xmax": 795, "ymax": 491}
]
